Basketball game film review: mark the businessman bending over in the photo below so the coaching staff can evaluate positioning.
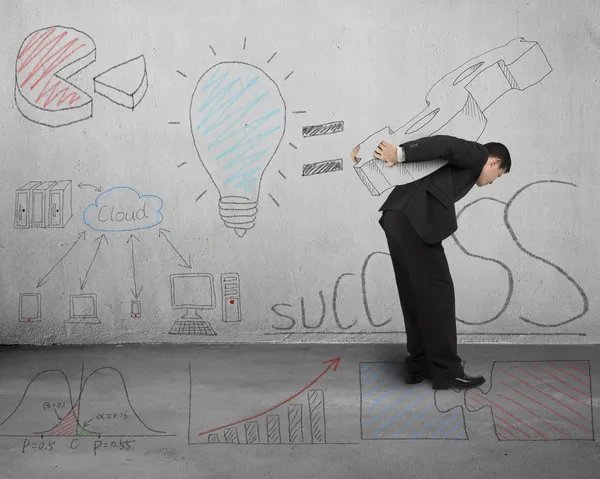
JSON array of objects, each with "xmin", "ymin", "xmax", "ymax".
[{"xmin": 351, "ymin": 135, "xmax": 511, "ymax": 390}]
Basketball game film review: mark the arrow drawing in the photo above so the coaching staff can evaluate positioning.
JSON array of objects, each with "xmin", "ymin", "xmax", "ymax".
[
  {"xmin": 197, "ymin": 357, "xmax": 341, "ymax": 436},
  {"xmin": 79, "ymin": 235, "xmax": 108, "ymax": 290},
  {"xmin": 54, "ymin": 409, "xmax": 62, "ymax": 421},
  {"xmin": 37, "ymin": 231, "xmax": 86, "ymax": 288},
  {"xmin": 77, "ymin": 182, "xmax": 101, "ymax": 192},
  {"xmin": 127, "ymin": 234, "xmax": 143, "ymax": 299},
  {"xmin": 158, "ymin": 228, "xmax": 192, "ymax": 269}
]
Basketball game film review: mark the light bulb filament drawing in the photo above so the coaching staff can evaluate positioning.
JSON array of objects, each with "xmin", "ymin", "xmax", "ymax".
[{"xmin": 190, "ymin": 61, "xmax": 286, "ymax": 237}]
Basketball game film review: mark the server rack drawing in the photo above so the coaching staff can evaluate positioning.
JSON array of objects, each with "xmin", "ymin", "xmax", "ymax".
[
  {"xmin": 14, "ymin": 181, "xmax": 40, "ymax": 228},
  {"xmin": 14, "ymin": 180, "xmax": 73, "ymax": 228},
  {"xmin": 32, "ymin": 181, "xmax": 56, "ymax": 228}
]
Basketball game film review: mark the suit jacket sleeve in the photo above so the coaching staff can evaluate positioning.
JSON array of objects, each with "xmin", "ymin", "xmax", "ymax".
[{"xmin": 401, "ymin": 135, "xmax": 488, "ymax": 171}]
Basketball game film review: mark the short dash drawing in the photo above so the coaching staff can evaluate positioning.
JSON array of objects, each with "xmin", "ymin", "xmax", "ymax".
[
  {"xmin": 302, "ymin": 120, "xmax": 344, "ymax": 138},
  {"xmin": 302, "ymin": 159, "xmax": 343, "ymax": 176}
]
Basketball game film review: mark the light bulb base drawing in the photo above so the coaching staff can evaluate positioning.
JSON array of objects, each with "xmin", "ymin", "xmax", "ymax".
[{"xmin": 219, "ymin": 196, "xmax": 258, "ymax": 237}]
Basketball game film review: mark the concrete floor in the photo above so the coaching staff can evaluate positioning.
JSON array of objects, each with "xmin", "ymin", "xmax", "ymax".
[{"xmin": 0, "ymin": 343, "xmax": 599, "ymax": 478}]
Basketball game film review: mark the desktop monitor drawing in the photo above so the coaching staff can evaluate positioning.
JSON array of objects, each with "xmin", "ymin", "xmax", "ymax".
[
  {"xmin": 19, "ymin": 293, "xmax": 41, "ymax": 322},
  {"xmin": 169, "ymin": 273, "xmax": 216, "ymax": 335},
  {"xmin": 67, "ymin": 293, "xmax": 100, "ymax": 324}
]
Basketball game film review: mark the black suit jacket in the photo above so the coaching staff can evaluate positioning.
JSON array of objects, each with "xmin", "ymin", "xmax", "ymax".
[{"xmin": 379, "ymin": 135, "xmax": 488, "ymax": 244}]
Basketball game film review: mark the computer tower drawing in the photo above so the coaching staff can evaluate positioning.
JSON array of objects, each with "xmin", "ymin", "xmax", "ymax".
[
  {"xmin": 31, "ymin": 181, "xmax": 57, "ymax": 228},
  {"xmin": 14, "ymin": 181, "xmax": 41, "ymax": 228},
  {"xmin": 48, "ymin": 180, "xmax": 73, "ymax": 228},
  {"xmin": 221, "ymin": 273, "xmax": 242, "ymax": 322}
]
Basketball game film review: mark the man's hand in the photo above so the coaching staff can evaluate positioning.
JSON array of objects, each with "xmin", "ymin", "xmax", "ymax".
[
  {"xmin": 350, "ymin": 145, "xmax": 361, "ymax": 164},
  {"xmin": 373, "ymin": 140, "xmax": 399, "ymax": 167}
]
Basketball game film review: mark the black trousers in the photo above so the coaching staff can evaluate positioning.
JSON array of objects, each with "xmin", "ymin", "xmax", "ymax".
[{"xmin": 380, "ymin": 209, "xmax": 463, "ymax": 380}]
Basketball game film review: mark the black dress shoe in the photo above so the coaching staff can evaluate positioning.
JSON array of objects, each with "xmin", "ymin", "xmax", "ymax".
[
  {"xmin": 404, "ymin": 360, "xmax": 432, "ymax": 384},
  {"xmin": 431, "ymin": 374, "xmax": 485, "ymax": 390}
]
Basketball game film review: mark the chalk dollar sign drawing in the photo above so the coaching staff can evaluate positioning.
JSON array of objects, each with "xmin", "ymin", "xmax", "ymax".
[{"xmin": 190, "ymin": 61, "xmax": 286, "ymax": 237}]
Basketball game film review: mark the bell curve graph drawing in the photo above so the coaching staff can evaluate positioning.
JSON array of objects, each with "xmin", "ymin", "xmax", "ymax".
[
  {"xmin": 0, "ymin": 366, "xmax": 173, "ymax": 438},
  {"xmin": 189, "ymin": 61, "xmax": 286, "ymax": 237},
  {"xmin": 354, "ymin": 37, "xmax": 553, "ymax": 195}
]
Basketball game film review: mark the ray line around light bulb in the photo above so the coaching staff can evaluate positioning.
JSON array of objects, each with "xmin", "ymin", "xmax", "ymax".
[
  {"xmin": 243, "ymin": 37, "xmax": 247, "ymax": 50},
  {"xmin": 195, "ymin": 190, "xmax": 207, "ymax": 202},
  {"xmin": 289, "ymin": 142, "xmax": 298, "ymax": 149},
  {"xmin": 267, "ymin": 52, "xmax": 277, "ymax": 63},
  {"xmin": 278, "ymin": 170, "xmax": 286, "ymax": 179},
  {"xmin": 284, "ymin": 71, "xmax": 294, "ymax": 80},
  {"xmin": 209, "ymin": 45, "xmax": 216, "ymax": 56},
  {"xmin": 268, "ymin": 194, "xmax": 280, "ymax": 207},
  {"xmin": 177, "ymin": 162, "xmax": 187, "ymax": 168},
  {"xmin": 176, "ymin": 70, "xmax": 187, "ymax": 78}
]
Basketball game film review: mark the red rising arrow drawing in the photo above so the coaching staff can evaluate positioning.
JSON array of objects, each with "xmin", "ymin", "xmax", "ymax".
[{"xmin": 198, "ymin": 357, "xmax": 341, "ymax": 436}]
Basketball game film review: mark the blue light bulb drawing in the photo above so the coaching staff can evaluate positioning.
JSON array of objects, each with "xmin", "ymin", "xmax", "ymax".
[{"xmin": 190, "ymin": 61, "xmax": 286, "ymax": 237}]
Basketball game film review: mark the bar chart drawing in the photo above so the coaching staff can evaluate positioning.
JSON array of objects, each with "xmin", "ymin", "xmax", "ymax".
[
  {"xmin": 188, "ymin": 359, "xmax": 341, "ymax": 446},
  {"xmin": 191, "ymin": 388, "xmax": 326, "ymax": 445}
]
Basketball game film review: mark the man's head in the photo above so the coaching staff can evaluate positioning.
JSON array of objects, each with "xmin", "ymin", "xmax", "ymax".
[{"xmin": 476, "ymin": 142, "xmax": 511, "ymax": 187}]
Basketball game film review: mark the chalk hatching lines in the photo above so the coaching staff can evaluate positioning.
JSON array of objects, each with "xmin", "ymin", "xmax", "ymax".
[
  {"xmin": 17, "ymin": 27, "xmax": 86, "ymax": 107},
  {"xmin": 498, "ymin": 380, "xmax": 590, "ymax": 433},
  {"xmin": 194, "ymin": 66, "xmax": 282, "ymax": 195}
]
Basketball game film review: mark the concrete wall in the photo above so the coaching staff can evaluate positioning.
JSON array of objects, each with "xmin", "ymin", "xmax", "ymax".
[{"xmin": 0, "ymin": 0, "xmax": 598, "ymax": 345}]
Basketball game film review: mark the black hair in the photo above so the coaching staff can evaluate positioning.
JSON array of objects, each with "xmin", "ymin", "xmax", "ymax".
[{"xmin": 484, "ymin": 142, "xmax": 511, "ymax": 173}]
